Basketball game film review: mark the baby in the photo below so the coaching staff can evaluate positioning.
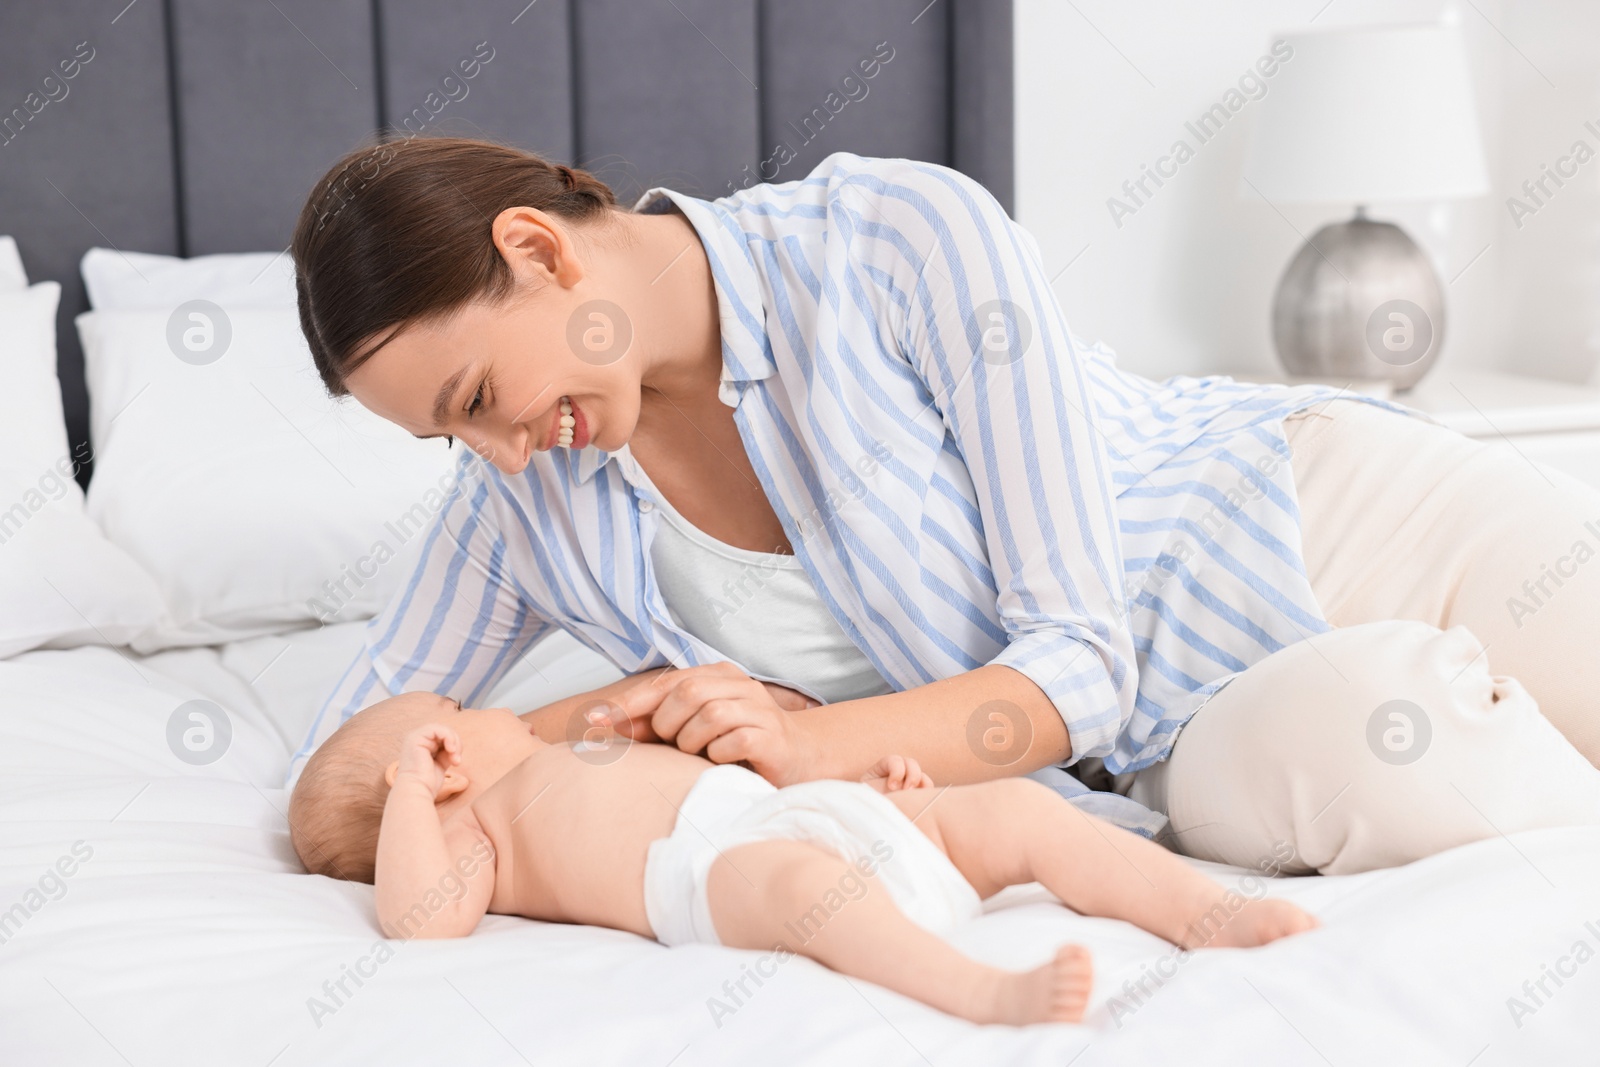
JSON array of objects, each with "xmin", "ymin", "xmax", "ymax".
[{"xmin": 289, "ymin": 692, "xmax": 1318, "ymax": 1025}]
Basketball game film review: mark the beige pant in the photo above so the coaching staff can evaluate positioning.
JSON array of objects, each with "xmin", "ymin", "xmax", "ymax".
[{"xmin": 1125, "ymin": 398, "xmax": 1600, "ymax": 874}]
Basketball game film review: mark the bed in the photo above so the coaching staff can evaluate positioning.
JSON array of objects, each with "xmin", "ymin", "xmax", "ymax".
[
  {"xmin": 3, "ymin": 625, "xmax": 1595, "ymax": 1064},
  {"xmin": 1, "ymin": 3, "xmax": 1594, "ymax": 1064}
]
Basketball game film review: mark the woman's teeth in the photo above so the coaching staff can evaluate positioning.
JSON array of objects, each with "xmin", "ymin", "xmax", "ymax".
[{"xmin": 557, "ymin": 397, "xmax": 575, "ymax": 448}]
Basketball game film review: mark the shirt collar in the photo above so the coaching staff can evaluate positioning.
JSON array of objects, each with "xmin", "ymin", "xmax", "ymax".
[{"xmin": 571, "ymin": 184, "xmax": 774, "ymax": 486}]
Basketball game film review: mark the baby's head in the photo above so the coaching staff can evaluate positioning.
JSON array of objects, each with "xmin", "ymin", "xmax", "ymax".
[{"xmin": 289, "ymin": 692, "xmax": 541, "ymax": 883}]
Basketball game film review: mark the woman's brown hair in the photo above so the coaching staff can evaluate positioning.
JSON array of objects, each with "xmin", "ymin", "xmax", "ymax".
[{"xmin": 291, "ymin": 136, "xmax": 620, "ymax": 397}]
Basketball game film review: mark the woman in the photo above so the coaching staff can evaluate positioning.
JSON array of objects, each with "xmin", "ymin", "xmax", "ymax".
[{"xmin": 288, "ymin": 137, "xmax": 1600, "ymax": 875}]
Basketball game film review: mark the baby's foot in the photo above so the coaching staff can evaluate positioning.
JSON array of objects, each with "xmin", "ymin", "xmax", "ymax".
[
  {"xmin": 1185, "ymin": 898, "xmax": 1319, "ymax": 949},
  {"xmin": 982, "ymin": 944, "xmax": 1094, "ymax": 1025}
]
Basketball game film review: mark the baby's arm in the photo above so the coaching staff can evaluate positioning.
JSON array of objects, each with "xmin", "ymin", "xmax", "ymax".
[{"xmin": 374, "ymin": 724, "xmax": 496, "ymax": 940}]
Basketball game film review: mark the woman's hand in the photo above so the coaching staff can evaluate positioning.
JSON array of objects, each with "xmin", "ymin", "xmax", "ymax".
[
  {"xmin": 613, "ymin": 662, "xmax": 822, "ymax": 786},
  {"xmin": 521, "ymin": 666, "xmax": 818, "ymax": 752},
  {"xmin": 860, "ymin": 754, "xmax": 935, "ymax": 793},
  {"xmin": 759, "ymin": 681, "xmax": 821, "ymax": 713}
]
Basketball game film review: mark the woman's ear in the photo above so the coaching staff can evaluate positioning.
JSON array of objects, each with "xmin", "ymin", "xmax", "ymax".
[{"xmin": 491, "ymin": 206, "xmax": 583, "ymax": 287}]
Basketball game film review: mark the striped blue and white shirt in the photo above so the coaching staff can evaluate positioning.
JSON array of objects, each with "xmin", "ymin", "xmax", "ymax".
[{"xmin": 288, "ymin": 152, "xmax": 1430, "ymax": 836}]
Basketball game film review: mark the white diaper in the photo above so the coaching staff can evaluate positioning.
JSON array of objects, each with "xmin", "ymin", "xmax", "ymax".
[{"xmin": 642, "ymin": 764, "xmax": 984, "ymax": 948}]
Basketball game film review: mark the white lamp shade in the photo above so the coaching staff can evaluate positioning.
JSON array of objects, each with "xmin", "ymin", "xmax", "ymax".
[{"xmin": 1241, "ymin": 24, "xmax": 1490, "ymax": 203}]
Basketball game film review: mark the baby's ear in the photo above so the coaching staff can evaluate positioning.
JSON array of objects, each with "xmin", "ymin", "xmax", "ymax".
[
  {"xmin": 383, "ymin": 759, "xmax": 470, "ymax": 803},
  {"xmin": 437, "ymin": 768, "xmax": 470, "ymax": 801}
]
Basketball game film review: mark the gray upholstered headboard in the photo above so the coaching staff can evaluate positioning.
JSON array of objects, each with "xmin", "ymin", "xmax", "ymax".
[{"xmin": 0, "ymin": 0, "xmax": 1012, "ymax": 489}]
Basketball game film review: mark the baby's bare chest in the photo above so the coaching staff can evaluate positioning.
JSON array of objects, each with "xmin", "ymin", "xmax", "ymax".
[{"xmin": 475, "ymin": 745, "xmax": 709, "ymax": 934}]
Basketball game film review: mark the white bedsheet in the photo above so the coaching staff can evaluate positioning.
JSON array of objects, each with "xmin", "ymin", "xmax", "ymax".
[{"xmin": 0, "ymin": 626, "xmax": 1594, "ymax": 1065}]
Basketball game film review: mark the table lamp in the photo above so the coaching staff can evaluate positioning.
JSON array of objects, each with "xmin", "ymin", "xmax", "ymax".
[{"xmin": 1240, "ymin": 23, "xmax": 1490, "ymax": 390}]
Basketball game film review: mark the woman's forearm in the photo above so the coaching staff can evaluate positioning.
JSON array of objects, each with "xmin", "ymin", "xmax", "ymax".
[{"xmin": 795, "ymin": 664, "xmax": 1073, "ymax": 785}]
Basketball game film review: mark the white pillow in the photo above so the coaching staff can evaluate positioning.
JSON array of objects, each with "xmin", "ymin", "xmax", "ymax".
[
  {"xmin": 0, "ymin": 236, "xmax": 27, "ymax": 291},
  {"xmin": 81, "ymin": 247, "xmax": 297, "ymax": 311},
  {"xmin": 78, "ymin": 303, "xmax": 462, "ymax": 651},
  {"xmin": 0, "ymin": 282, "xmax": 166, "ymax": 658}
]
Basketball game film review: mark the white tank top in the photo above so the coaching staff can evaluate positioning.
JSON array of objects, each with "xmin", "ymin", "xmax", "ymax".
[{"xmin": 638, "ymin": 472, "xmax": 893, "ymax": 706}]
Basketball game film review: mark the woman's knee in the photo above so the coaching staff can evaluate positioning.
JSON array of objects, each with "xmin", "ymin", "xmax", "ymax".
[
  {"xmin": 1445, "ymin": 465, "xmax": 1600, "ymax": 761},
  {"xmin": 1297, "ymin": 412, "xmax": 1600, "ymax": 762},
  {"xmin": 1161, "ymin": 619, "xmax": 1600, "ymax": 874}
]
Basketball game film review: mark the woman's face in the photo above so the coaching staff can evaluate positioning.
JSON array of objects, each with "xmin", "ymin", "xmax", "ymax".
[{"xmin": 342, "ymin": 206, "xmax": 643, "ymax": 476}]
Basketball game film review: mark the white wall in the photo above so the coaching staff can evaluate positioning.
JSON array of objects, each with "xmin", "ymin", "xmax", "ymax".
[{"xmin": 1015, "ymin": 0, "xmax": 1600, "ymax": 385}]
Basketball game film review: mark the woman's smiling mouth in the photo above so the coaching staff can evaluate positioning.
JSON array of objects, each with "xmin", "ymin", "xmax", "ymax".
[
  {"xmin": 541, "ymin": 396, "xmax": 589, "ymax": 451},
  {"xmin": 555, "ymin": 397, "xmax": 575, "ymax": 448}
]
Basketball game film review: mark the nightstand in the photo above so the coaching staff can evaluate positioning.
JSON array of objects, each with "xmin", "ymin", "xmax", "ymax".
[{"xmin": 1222, "ymin": 368, "xmax": 1600, "ymax": 491}]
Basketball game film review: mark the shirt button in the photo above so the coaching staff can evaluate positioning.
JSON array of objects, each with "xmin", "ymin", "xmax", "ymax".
[{"xmin": 638, "ymin": 499, "xmax": 655, "ymax": 513}]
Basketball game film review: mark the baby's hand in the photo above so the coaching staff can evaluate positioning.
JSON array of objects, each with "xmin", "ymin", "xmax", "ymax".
[
  {"xmin": 394, "ymin": 723, "xmax": 461, "ymax": 794},
  {"xmin": 860, "ymin": 754, "xmax": 934, "ymax": 793}
]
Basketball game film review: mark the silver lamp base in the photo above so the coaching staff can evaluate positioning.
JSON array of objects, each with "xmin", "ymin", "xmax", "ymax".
[{"xmin": 1270, "ymin": 208, "xmax": 1445, "ymax": 391}]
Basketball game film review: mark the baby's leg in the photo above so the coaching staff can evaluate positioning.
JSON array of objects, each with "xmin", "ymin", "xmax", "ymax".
[
  {"xmin": 705, "ymin": 839, "xmax": 1092, "ymax": 1025},
  {"xmin": 890, "ymin": 779, "xmax": 1316, "ymax": 949}
]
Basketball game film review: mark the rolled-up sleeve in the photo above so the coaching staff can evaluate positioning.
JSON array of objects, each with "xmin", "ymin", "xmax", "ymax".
[
  {"xmin": 286, "ymin": 448, "xmax": 554, "ymax": 784},
  {"xmin": 893, "ymin": 164, "xmax": 1136, "ymax": 763}
]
